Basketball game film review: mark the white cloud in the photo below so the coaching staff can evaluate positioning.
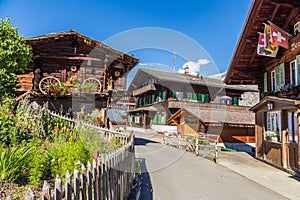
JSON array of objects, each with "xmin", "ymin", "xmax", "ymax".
[{"xmin": 178, "ymin": 59, "xmax": 210, "ymax": 75}]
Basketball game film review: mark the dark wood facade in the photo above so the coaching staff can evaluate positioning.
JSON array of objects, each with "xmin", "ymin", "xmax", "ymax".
[
  {"xmin": 16, "ymin": 30, "xmax": 139, "ymax": 116},
  {"xmin": 225, "ymin": 0, "xmax": 300, "ymax": 174},
  {"xmin": 128, "ymin": 68, "xmax": 257, "ymax": 130},
  {"xmin": 18, "ymin": 30, "xmax": 139, "ymax": 96}
]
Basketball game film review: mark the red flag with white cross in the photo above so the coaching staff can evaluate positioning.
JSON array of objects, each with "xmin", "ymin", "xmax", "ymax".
[{"xmin": 270, "ymin": 22, "xmax": 289, "ymax": 49}]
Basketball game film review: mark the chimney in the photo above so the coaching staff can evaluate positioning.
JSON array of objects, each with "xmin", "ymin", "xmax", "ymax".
[{"xmin": 184, "ymin": 65, "xmax": 189, "ymax": 74}]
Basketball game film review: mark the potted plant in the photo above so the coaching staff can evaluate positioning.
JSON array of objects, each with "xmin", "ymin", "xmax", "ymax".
[{"xmin": 265, "ymin": 131, "xmax": 278, "ymax": 142}]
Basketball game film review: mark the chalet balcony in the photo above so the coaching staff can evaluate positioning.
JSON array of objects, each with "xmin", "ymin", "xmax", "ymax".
[{"xmin": 133, "ymin": 83, "xmax": 156, "ymax": 96}]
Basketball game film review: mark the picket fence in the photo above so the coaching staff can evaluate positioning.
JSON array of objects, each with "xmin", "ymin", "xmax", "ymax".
[{"xmin": 22, "ymin": 112, "xmax": 136, "ymax": 200}]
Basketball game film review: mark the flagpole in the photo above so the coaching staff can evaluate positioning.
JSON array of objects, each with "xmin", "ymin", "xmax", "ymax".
[{"xmin": 267, "ymin": 20, "xmax": 292, "ymax": 37}]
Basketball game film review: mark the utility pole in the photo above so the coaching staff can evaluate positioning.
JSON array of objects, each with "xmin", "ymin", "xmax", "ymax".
[{"xmin": 173, "ymin": 51, "xmax": 176, "ymax": 72}]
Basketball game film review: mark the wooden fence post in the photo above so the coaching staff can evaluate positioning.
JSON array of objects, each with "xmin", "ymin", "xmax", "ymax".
[
  {"xmin": 87, "ymin": 162, "xmax": 93, "ymax": 200},
  {"xmin": 97, "ymin": 159, "xmax": 102, "ymax": 200},
  {"xmin": 74, "ymin": 168, "xmax": 80, "ymax": 200},
  {"xmin": 93, "ymin": 159, "xmax": 99, "ymax": 200},
  {"xmin": 24, "ymin": 188, "xmax": 35, "ymax": 200},
  {"xmin": 65, "ymin": 171, "xmax": 72, "ymax": 200},
  {"xmin": 81, "ymin": 164, "xmax": 87, "ymax": 200},
  {"xmin": 55, "ymin": 175, "xmax": 62, "ymax": 200},
  {"xmin": 42, "ymin": 181, "xmax": 51, "ymax": 200}
]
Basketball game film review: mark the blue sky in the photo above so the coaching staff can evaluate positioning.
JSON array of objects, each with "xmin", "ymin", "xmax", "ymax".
[{"xmin": 0, "ymin": 0, "xmax": 252, "ymax": 77}]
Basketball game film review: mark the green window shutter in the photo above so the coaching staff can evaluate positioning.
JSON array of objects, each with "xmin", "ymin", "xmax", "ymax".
[
  {"xmin": 158, "ymin": 92, "xmax": 162, "ymax": 102},
  {"xmin": 148, "ymin": 95, "xmax": 151, "ymax": 104},
  {"xmin": 233, "ymin": 97, "xmax": 238, "ymax": 106},
  {"xmin": 172, "ymin": 91, "xmax": 176, "ymax": 99},
  {"xmin": 198, "ymin": 93, "xmax": 202, "ymax": 102},
  {"xmin": 275, "ymin": 65, "xmax": 280, "ymax": 91},
  {"xmin": 158, "ymin": 114, "xmax": 161, "ymax": 124},
  {"xmin": 264, "ymin": 72, "xmax": 268, "ymax": 92},
  {"xmin": 163, "ymin": 113, "xmax": 167, "ymax": 124},
  {"xmin": 163, "ymin": 90, "xmax": 167, "ymax": 101},
  {"xmin": 193, "ymin": 93, "xmax": 197, "ymax": 100},
  {"xmin": 296, "ymin": 55, "xmax": 300, "ymax": 86},
  {"xmin": 204, "ymin": 94, "xmax": 209, "ymax": 103},
  {"xmin": 280, "ymin": 63, "xmax": 285, "ymax": 89},
  {"xmin": 153, "ymin": 114, "xmax": 157, "ymax": 124},
  {"xmin": 275, "ymin": 63, "xmax": 285, "ymax": 91}
]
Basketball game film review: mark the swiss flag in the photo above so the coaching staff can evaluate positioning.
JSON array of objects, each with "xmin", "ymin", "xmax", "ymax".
[{"xmin": 270, "ymin": 23, "xmax": 289, "ymax": 49}]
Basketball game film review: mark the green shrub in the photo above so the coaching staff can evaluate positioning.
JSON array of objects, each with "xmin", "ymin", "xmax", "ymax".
[
  {"xmin": 0, "ymin": 143, "xmax": 35, "ymax": 182},
  {"xmin": 0, "ymin": 99, "xmax": 18, "ymax": 146},
  {"xmin": 50, "ymin": 140, "xmax": 91, "ymax": 177},
  {"xmin": 28, "ymin": 142, "xmax": 53, "ymax": 186},
  {"xmin": 78, "ymin": 127, "xmax": 119, "ymax": 155}
]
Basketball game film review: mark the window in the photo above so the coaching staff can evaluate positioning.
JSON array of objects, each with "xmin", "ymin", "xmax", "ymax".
[
  {"xmin": 187, "ymin": 93, "xmax": 192, "ymax": 100},
  {"xmin": 135, "ymin": 116, "xmax": 140, "ymax": 123},
  {"xmin": 271, "ymin": 70, "xmax": 276, "ymax": 92},
  {"xmin": 290, "ymin": 60, "xmax": 297, "ymax": 86},
  {"xmin": 266, "ymin": 112, "xmax": 281, "ymax": 142},
  {"xmin": 288, "ymin": 111, "xmax": 299, "ymax": 143},
  {"xmin": 176, "ymin": 92, "xmax": 183, "ymax": 100}
]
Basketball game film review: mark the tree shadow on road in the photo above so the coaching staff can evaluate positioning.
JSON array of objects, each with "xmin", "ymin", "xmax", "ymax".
[
  {"xmin": 139, "ymin": 158, "xmax": 153, "ymax": 200},
  {"xmin": 289, "ymin": 175, "xmax": 300, "ymax": 182},
  {"xmin": 134, "ymin": 137, "xmax": 159, "ymax": 146}
]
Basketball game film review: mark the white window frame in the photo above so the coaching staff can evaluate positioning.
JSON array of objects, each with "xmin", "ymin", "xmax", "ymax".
[
  {"xmin": 266, "ymin": 111, "xmax": 281, "ymax": 142},
  {"xmin": 187, "ymin": 93, "xmax": 193, "ymax": 100},
  {"xmin": 271, "ymin": 70, "xmax": 276, "ymax": 92},
  {"xmin": 290, "ymin": 60, "xmax": 297, "ymax": 86},
  {"xmin": 176, "ymin": 92, "xmax": 183, "ymax": 100}
]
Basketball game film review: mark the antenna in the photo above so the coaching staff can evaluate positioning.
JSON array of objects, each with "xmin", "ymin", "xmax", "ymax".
[{"xmin": 173, "ymin": 51, "xmax": 176, "ymax": 72}]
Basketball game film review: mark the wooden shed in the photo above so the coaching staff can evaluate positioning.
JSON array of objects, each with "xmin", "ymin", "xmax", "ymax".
[{"xmin": 167, "ymin": 105, "xmax": 255, "ymax": 152}]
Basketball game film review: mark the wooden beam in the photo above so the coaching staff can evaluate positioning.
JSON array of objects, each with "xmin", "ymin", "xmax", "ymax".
[
  {"xmin": 270, "ymin": 2, "xmax": 295, "ymax": 9},
  {"xmin": 270, "ymin": 4, "xmax": 280, "ymax": 21},
  {"xmin": 35, "ymin": 55, "xmax": 102, "ymax": 61},
  {"xmin": 284, "ymin": 7, "xmax": 299, "ymax": 30}
]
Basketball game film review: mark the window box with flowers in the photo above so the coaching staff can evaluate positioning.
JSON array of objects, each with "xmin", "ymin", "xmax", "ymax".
[
  {"xmin": 49, "ymin": 83, "xmax": 69, "ymax": 97},
  {"xmin": 265, "ymin": 131, "xmax": 278, "ymax": 142}
]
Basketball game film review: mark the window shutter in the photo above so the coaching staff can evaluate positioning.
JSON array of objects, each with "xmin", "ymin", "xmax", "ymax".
[
  {"xmin": 233, "ymin": 97, "xmax": 238, "ymax": 106},
  {"xmin": 264, "ymin": 72, "xmax": 268, "ymax": 92},
  {"xmin": 275, "ymin": 65, "xmax": 280, "ymax": 91},
  {"xmin": 193, "ymin": 93, "xmax": 197, "ymax": 100},
  {"xmin": 279, "ymin": 63, "xmax": 285, "ymax": 89},
  {"xmin": 198, "ymin": 93, "xmax": 202, "ymax": 102},
  {"xmin": 163, "ymin": 90, "xmax": 167, "ymax": 101},
  {"xmin": 204, "ymin": 94, "xmax": 209, "ymax": 103},
  {"xmin": 172, "ymin": 91, "xmax": 176, "ymax": 99},
  {"xmin": 158, "ymin": 114, "xmax": 161, "ymax": 124},
  {"xmin": 153, "ymin": 114, "xmax": 157, "ymax": 124},
  {"xmin": 297, "ymin": 55, "xmax": 300, "ymax": 86}
]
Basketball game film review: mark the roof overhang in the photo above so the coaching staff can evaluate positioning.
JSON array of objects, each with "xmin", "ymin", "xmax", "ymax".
[{"xmin": 225, "ymin": 0, "xmax": 300, "ymax": 87}]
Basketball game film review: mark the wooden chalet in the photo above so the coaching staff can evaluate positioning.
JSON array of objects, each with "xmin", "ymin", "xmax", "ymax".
[
  {"xmin": 17, "ymin": 30, "xmax": 139, "ymax": 114},
  {"xmin": 128, "ymin": 68, "xmax": 257, "ymax": 134},
  {"xmin": 225, "ymin": 0, "xmax": 300, "ymax": 173},
  {"xmin": 167, "ymin": 106, "xmax": 255, "ymax": 153}
]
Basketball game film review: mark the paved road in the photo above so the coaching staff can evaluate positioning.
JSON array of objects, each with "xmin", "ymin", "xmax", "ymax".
[{"xmin": 134, "ymin": 132, "xmax": 287, "ymax": 200}]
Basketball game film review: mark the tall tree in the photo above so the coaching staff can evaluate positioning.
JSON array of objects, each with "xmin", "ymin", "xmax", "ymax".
[{"xmin": 0, "ymin": 18, "xmax": 32, "ymax": 98}]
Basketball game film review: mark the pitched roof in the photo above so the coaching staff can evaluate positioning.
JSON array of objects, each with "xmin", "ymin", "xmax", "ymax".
[
  {"xmin": 131, "ymin": 68, "xmax": 258, "ymax": 92},
  {"xmin": 169, "ymin": 106, "xmax": 255, "ymax": 126},
  {"xmin": 25, "ymin": 30, "xmax": 139, "ymax": 65}
]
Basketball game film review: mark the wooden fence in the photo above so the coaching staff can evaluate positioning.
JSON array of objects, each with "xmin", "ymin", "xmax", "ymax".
[
  {"xmin": 21, "ymin": 111, "xmax": 136, "ymax": 200},
  {"xmin": 163, "ymin": 135, "xmax": 218, "ymax": 162}
]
